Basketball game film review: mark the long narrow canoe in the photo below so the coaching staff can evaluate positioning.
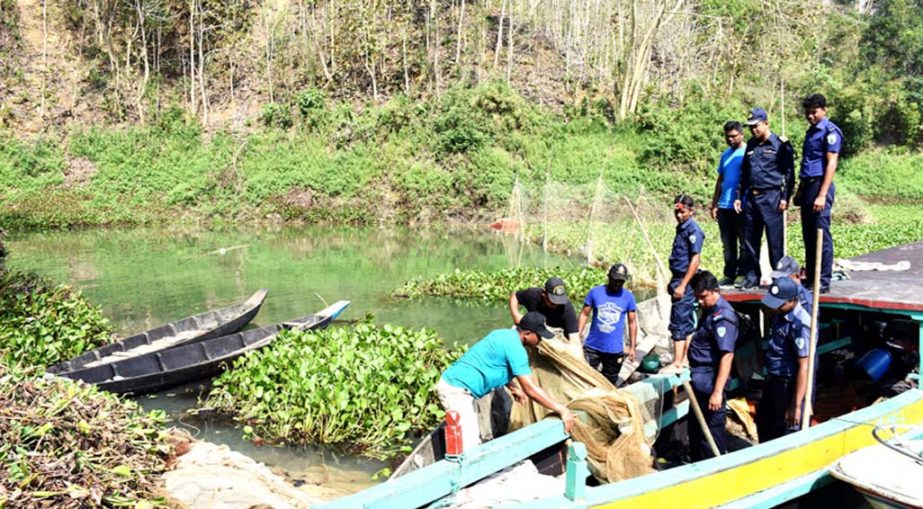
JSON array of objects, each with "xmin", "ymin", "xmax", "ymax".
[
  {"xmin": 60, "ymin": 300, "xmax": 350, "ymax": 395},
  {"xmin": 47, "ymin": 289, "xmax": 269, "ymax": 375}
]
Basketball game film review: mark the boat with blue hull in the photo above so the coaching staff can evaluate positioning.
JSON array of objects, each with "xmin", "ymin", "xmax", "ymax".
[{"xmin": 319, "ymin": 241, "xmax": 923, "ymax": 509}]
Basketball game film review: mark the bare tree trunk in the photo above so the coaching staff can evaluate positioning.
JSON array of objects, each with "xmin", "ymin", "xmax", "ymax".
[
  {"xmin": 506, "ymin": 4, "xmax": 514, "ymax": 81},
  {"xmin": 198, "ymin": 1, "xmax": 207, "ymax": 125},
  {"xmin": 494, "ymin": 0, "xmax": 506, "ymax": 70},
  {"xmin": 455, "ymin": 0, "xmax": 465, "ymax": 65},
  {"xmin": 40, "ymin": 0, "xmax": 47, "ymax": 123},
  {"xmin": 432, "ymin": 0, "xmax": 441, "ymax": 96},
  {"xmin": 402, "ymin": 31, "xmax": 410, "ymax": 94},
  {"xmin": 189, "ymin": 0, "xmax": 196, "ymax": 113}
]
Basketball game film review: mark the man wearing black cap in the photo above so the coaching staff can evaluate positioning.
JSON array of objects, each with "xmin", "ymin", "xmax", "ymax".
[
  {"xmin": 757, "ymin": 277, "xmax": 813, "ymax": 442},
  {"xmin": 509, "ymin": 276, "xmax": 580, "ymax": 344},
  {"xmin": 438, "ymin": 312, "xmax": 576, "ymax": 450},
  {"xmin": 771, "ymin": 255, "xmax": 813, "ymax": 316},
  {"xmin": 733, "ymin": 107, "xmax": 795, "ymax": 289},
  {"xmin": 577, "ymin": 263, "xmax": 638, "ymax": 385}
]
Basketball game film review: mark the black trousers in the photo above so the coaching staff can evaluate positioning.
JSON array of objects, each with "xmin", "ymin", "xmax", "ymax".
[
  {"xmin": 689, "ymin": 369, "xmax": 728, "ymax": 461},
  {"xmin": 741, "ymin": 189, "xmax": 785, "ymax": 282},
  {"xmin": 800, "ymin": 179, "xmax": 835, "ymax": 288},
  {"xmin": 756, "ymin": 377, "xmax": 798, "ymax": 442},
  {"xmin": 583, "ymin": 347, "xmax": 625, "ymax": 386},
  {"xmin": 717, "ymin": 207, "xmax": 745, "ymax": 279}
]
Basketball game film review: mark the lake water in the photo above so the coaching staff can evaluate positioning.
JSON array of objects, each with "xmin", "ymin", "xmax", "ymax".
[{"xmin": 4, "ymin": 225, "xmax": 583, "ymax": 492}]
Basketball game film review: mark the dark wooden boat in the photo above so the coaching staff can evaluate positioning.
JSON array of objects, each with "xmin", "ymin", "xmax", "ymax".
[
  {"xmin": 60, "ymin": 300, "xmax": 350, "ymax": 395},
  {"xmin": 47, "ymin": 289, "xmax": 269, "ymax": 375}
]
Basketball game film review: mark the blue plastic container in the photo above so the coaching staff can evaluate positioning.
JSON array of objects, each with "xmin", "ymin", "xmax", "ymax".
[{"xmin": 856, "ymin": 348, "xmax": 893, "ymax": 382}]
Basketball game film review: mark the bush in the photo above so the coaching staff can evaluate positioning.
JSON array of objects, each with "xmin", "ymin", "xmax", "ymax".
[
  {"xmin": 260, "ymin": 102, "xmax": 293, "ymax": 129},
  {"xmin": 206, "ymin": 323, "xmax": 464, "ymax": 459}
]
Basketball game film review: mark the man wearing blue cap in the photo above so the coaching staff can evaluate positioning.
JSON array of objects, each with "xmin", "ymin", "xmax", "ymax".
[
  {"xmin": 795, "ymin": 94, "xmax": 843, "ymax": 294},
  {"xmin": 733, "ymin": 107, "xmax": 795, "ymax": 289},
  {"xmin": 438, "ymin": 312, "xmax": 576, "ymax": 450},
  {"xmin": 757, "ymin": 277, "xmax": 814, "ymax": 442},
  {"xmin": 771, "ymin": 255, "xmax": 813, "ymax": 316},
  {"xmin": 686, "ymin": 271, "xmax": 738, "ymax": 459}
]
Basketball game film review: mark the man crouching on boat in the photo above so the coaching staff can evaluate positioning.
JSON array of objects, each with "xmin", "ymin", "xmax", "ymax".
[
  {"xmin": 688, "ymin": 271, "xmax": 738, "ymax": 459},
  {"xmin": 436, "ymin": 312, "xmax": 577, "ymax": 451},
  {"xmin": 757, "ymin": 277, "xmax": 812, "ymax": 442}
]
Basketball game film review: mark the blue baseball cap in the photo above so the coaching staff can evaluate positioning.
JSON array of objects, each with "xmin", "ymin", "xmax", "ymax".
[
  {"xmin": 771, "ymin": 255, "xmax": 801, "ymax": 278},
  {"xmin": 746, "ymin": 107, "xmax": 768, "ymax": 126},
  {"xmin": 761, "ymin": 277, "xmax": 799, "ymax": 309}
]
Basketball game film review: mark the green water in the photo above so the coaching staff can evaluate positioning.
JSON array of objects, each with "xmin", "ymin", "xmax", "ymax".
[{"xmin": 4, "ymin": 226, "xmax": 583, "ymax": 490}]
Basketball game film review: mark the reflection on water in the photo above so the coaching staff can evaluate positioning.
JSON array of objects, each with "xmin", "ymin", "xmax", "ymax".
[{"xmin": 5, "ymin": 226, "xmax": 583, "ymax": 490}]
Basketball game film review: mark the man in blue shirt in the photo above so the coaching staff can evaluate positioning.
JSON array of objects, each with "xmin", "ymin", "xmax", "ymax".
[
  {"xmin": 756, "ymin": 277, "xmax": 813, "ymax": 442},
  {"xmin": 795, "ymin": 94, "xmax": 843, "ymax": 294},
  {"xmin": 733, "ymin": 107, "xmax": 795, "ymax": 289},
  {"xmin": 438, "ymin": 312, "xmax": 576, "ymax": 451},
  {"xmin": 711, "ymin": 121, "xmax": 747, "ymax": 287},
  {"xmin": 667, "ymin": 194, "xmax": 705, "ymax": 369},
  {"xmin": 687, "ymin": 271, "xmax": 738, "ymax": 460},
  {"xmin": 577, "ymin": 263, "xmax": 638, "ymax": 385}
]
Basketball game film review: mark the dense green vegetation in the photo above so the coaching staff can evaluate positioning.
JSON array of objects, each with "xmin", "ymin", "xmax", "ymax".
[
  {"xmin": 396, "ymin": 266, "xmax": 608, "ymax": 303},
  {"xmin": 0, "ymin": 271, "xmax": 113, "ymax": 367},
  {"xmin": 206, "ymin": 323, "xmax": 465, "ymax": 459},
  {"xmin": 0, "ymin": 363, "xmax": 170, "ymax": 508}
]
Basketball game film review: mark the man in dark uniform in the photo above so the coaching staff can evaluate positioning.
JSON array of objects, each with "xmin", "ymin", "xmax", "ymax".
[
  {"xmin": 666, "ymin": 194, "xmax": 704, "ymax": 370},
  {"xmin": 795, "ymin": 93, "xmax": 842, "ymax": 294},
  {"xmin": 734, "ymin": 107, "xmax": 795, "ymax": 289},
  {"xmin": 687, "ymin": 271, "xmax": 738, "ymax": 460},
  {"xmin": 509, "ymin": 276, "xmax": 580, "ymax": 344},
  {"xmin": 770, "ymin": 255, "xmax": 813, "ymax": 316},
  {"xmin": 756, "ymin": 277, "xmax": 813, "ymax": 442}
]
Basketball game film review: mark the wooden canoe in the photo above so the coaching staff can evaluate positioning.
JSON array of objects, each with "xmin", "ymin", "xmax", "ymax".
[
  {"xmin": 47, "ymin": 289, "xmax": 269, "ymax": 375},
  {"xmin": 60, "ymin": 300, "xmax": 349, "ymax": 395}
]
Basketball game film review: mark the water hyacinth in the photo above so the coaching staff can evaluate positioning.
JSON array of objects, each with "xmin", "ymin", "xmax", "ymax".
[
  {"xmin": 394, "ymin": 266, "xmax": 607, "ymax": 303},
  {"xmin": 0, "ymin": 364, "xmax": 171, "ymax": 508},
  {"xmin": 206, "ymin": 323, "xmax": 465, "ymax": 459}
]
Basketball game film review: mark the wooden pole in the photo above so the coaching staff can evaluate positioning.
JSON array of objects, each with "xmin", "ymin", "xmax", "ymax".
[
  {"xmin": 682, "ymin": 380, "xmax": 721, "ymax": 457},
  {"xmin": 623, "ymin": 197, "xmax": 670, "ymax": 286},
  {"xmin": 802, "ymin": 228, "xmax": 823, "ymax": 430}
]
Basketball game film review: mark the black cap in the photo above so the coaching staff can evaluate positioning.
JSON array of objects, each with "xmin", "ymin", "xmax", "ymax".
[
  {"xmin": 608, "ymin": 263, "xmax": 629, "ymax": 281},
  {"xmin": 519, "ymin": 312, "xmax": 554, "ymax": 339},
  {"xmin": 543, "ymin": 277, "xmax": 569, "ymax": 305}
]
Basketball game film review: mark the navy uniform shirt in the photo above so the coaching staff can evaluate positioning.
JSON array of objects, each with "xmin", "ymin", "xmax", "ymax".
[
  {"xmin": 689, "ymin": 296, "xmax": 738, "ymax": 369},
  {"xmin": 738, "ymin": 133, "xmax": 796, "ymax": 200},
  {"xmin": 798, "ymin": 284, "xmax": 813, "ymax": 317},
  {"xmin": 669, "ymin": 218, "xmax": 705, "ymax": 276},
  {"xmin": 801, "ymin": 118, "xmax": 843, "ymax": 179},
  {"xmin": 765, "ymin": 303, "xmax": 813, "ymax": 378}
]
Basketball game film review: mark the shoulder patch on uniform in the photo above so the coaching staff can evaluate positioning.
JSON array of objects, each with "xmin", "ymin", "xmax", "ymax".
[
  {"xmin": 689, "ymin": 234, "xmax": 697, "ymax": 244},
  {"xmin": 717, "ymin": 326, "xmax": 727, "ymax": 338},
  {"xmin": 779, "ymin": 135, "xmax": 788, "ymax": 142},
  {"xmin": 827, "ymin": 133, "xmax": 838, "ymax": 145},
  {"xmin": 795, "ymin": 336, "xmax": 806, "ymax": 350}
]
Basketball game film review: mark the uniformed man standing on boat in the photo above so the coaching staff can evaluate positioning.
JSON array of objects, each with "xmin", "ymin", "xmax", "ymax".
[
  {"xmin": 667, "ymin": 194, "xmax": 705, "ymax": 369},
  {"xmin": 756, "ymin": 277, "xmax": 814, "ymax": 441},
  {"xmin": 771, "ymin": 255, "xmax": 813, "ymax": 316},
  {"xmin": 687, "ymin": 271, "xmax": 738, "ymax": 459},
  {"xmin": 795, "ymin": 93, "xmax": 842, "ymax": 294},
  {"xmin": 734, "ymin": 107, "xmax": 795, "ymax": 289},
  {"xmin": 509, "ymin": 277, "xmax": 580, "ymax": 344},
  {"xmin": 436, "ymin": 312, "xmax": 576, "ymax": 450}
]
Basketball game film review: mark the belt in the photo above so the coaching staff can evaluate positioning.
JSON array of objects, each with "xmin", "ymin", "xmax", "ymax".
[
  {"xmin": 800, "ymin": 176, "xmax": 822, "ymax": 182},
  {"xmin": 750, "ymin": 188, "xmax": 776, "ymax": 195},
  {"xmin": 766, "ymin": 373, "xmax": 794, "ymax": 382}
]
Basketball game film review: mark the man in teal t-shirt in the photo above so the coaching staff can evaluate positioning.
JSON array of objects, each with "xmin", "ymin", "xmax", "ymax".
[{"xmin": 438, "ymin": 312, "xmax": 576, "ymax": 451}]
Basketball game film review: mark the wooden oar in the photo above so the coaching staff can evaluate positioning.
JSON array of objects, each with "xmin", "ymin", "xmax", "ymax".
[
  {"xmin": 683, "ymin": 379, "xmax": 722, "ymax": 457},
  {"xmin": 802, "ymin": 228, "xmax": 823, "ymax": 430}
]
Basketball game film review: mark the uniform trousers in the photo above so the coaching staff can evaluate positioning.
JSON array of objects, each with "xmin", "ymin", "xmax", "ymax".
[
  {"xmin": 742, "ymin": 189, "xmax": 785, "ymax": 282},
  {"xmin": 668, "ymin": 276, "xmax": 696, "ymax": 341},
  {"xmin": 756, "ymin": 376, "xmax": 799, "ymax": 442},
  {"xmin": 689, "ymin": 367, "xmax": 728, "ymax": 460},
  {"xmin": 799, "ymin": 179, "xmax": 835, "ymax": 289}
]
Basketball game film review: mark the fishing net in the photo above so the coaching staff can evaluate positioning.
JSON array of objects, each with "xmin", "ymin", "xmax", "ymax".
[
  {"xmin": 509, "ymin": 334, "xmax": 656, "ymax": 483},
  {"xmin": 500, "ymin": 177, "xmax": 678, "ymax": 290}
]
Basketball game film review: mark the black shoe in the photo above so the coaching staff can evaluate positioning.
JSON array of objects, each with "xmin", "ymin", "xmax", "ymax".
[
  {"xmin": 719, "ymin": 277, "xmax": 735, "ymax": 287},
  {"xmin": 819, "ymin": 286, "xmax": 830, "ymax": 294},
  {"xmin": 740, "ymin": 278, "xmax": 760, "ymax": 290}
]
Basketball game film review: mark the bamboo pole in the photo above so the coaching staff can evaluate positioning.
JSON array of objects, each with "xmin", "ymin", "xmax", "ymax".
[
  {"xmin": 683, "ymin": 380, "xmax": 721, "ymax": 457},
  {"xmin": 802, "ymin": 228, "xmax": 823, "ymax": 430},
  {"xmin": 623, "ymin": 196, "xmax": 670, "ymax": 287}
]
